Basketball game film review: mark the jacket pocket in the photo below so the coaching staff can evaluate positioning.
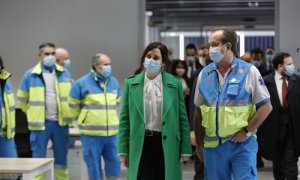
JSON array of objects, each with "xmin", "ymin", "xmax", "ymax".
[
  {"xmin": 200, "ymin": 106, "xmax": 213, "ymax": 128},
  {"xmin": 223, "ymin": 106, "xmax": 248, "ymax": 129},
  {"xmin": 78, "ymin": 110, "xmax": 88, "ymax": 124}
]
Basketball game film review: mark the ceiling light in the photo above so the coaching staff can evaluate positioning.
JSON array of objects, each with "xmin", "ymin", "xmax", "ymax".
[{"xmin": 248, "ymin": 1, "xmax": 259, "ymax": 7}]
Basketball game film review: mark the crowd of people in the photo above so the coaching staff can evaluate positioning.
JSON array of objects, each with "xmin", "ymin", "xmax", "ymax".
[{"xmin": 0, "ymin": 26, "xmax": 299, "ymax": 180}]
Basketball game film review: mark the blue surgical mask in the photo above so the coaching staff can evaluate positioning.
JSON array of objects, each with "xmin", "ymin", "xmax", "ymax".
[
  {"xmin": 43, "ymin": 55, "xmax": 56, "ymax": 67},
  {"xmin": 64, "ymin": 59, "xmax": 71, "ymax": 69},
  {"xmin": 144, "ymin": 58, "xmax": 161, "ymax": 74},
  {"xmin": 209, "ymin": 45, "xmax": 226, "ymax": 63},
  {"xmin": 284, "ymin": 64, "xmax": 295, "ymax": 76},
  {"xmin": 101, "ymin": 65, "xmax": 112, "ymax": 78},
  {"xmin": 265, "ymin": 55, "xmax": 273, "ymax": 62},
  {"xmin": 251, "ymin": 60, "xmax": 262, "ymax": 68}
]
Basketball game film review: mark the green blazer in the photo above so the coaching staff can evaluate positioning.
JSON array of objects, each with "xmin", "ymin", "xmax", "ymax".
[{"xmin": 118, "ymin": 71, "xmax": 192, "ymax": 180}]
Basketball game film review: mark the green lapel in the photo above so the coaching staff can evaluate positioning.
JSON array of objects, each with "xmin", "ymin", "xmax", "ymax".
[
  {"xmin": 162, "ymin": 72, "xmax": 177, "ymax": 119},
  {"xmin": 129, "ymin": 72, "xmax": 145, "ymax": 120}
]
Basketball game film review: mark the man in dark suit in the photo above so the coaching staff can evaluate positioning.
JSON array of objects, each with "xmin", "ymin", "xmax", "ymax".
[
  {"xmin": 260, "ymin": 52, "xmax": 300, "ymax": 179},
  {"xmin": 188, "ymin": 44, "xmax": 209, "ymax": 180}
]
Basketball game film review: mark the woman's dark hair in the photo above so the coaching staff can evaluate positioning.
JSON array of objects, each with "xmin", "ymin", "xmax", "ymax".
[
  {"xmin": 134, "ymin": 42, "xmax": 169, "ymax": 75},
  {"xmin": 170, "ymin": 59, "xmax": 189, "ymax": 82},
  {"xmin": 272, "ymin": 52, "xmax": 291, "ymax": 69},
  {"xmin": 0, "ymin": 56, "xmax": 4, "ymax": 70}
]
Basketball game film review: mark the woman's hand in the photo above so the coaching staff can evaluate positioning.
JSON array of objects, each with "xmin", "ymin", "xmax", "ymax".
[
  {"xmin": 120, "ymin": 154, "xmax": 128, "ymax": 167},
  {"xmin": 184, "ymin": 87, "xmax": 190, "ymax": 96},
  {"xmin": 180, "ymin": 155, "xmax": 190, "ymax": 162}
]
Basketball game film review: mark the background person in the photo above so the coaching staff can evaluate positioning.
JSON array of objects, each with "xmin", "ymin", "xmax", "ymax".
[
  {"xmin": 260, "ymin": 52, "xmax": 300, "ymax": 180},
  {"xmin": 69, "ymin": 53, "xmax": 121, "ymax": 180},
  {"xmin": 0, "ymin": 55, "xmax": 17, "ymax": 180}
]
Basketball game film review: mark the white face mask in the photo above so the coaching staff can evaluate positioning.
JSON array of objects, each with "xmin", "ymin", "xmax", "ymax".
[
  {"xmin": 209, "ymin": 44, "xmax": 226, "ymax": 63},
  {"xmin": 176, "ymin": 68, "xmax": 185, "ymax": 76},
  {"xmin": 43, "ymin": 55, "xmax": 56, "ymax": 67},
  {"xmin": 199, "ymin": 57, "xmax": 206, "ymax": 67}
]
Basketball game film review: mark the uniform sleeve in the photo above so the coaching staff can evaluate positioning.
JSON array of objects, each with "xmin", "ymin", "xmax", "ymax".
[
  {"xmin": 17, "ymin": 71, "xmax": 30, "ymax": 112},
  {"xmin": 68, "ymin": 80, "xmax": 82, "ymax": 120},
  {"xmin": 194, "ymin": 71, "xmax": 204, "ymax": 107},
  {"xmin": 5, "ymin": 79, "xmax": 15, "ymax": 109},
  {"xmin": 245, "ymin": 66, "xmax": 270, "ymax": 106}
]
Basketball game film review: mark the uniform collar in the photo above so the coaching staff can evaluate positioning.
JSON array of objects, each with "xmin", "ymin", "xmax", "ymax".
[
  {"xmin": 32, "ymin": 62, "xmax": 64, "ymax": 75},
  {"xmin": 90, "ymin": 69, "xmax": 107, "ymax": 83},
  {"xmin": 209, "ymin": 57, "xmax": 239, "ymax": 72}
]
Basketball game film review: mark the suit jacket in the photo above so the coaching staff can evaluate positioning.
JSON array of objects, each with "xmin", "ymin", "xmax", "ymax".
[
  {"xmin": 118, "ymin": 71, "xmax": 192, "ymax": 180},
  {"xmin": 259, "ymin": 72, "xmax": 300, "ymax": 160}
]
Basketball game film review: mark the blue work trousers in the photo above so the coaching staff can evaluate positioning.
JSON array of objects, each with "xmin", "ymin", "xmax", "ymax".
[
  {"xmin": 80, "ymin": 134, "xmax": 120, "ymax": 180},
  {"xmin": 0, "ymin": 137, "xmax": 17, "ymax": 157},
  {"xmin": 30, "ymin": 120, "xmax": 69, "ymax": 167},
  {"xmin": 204, "ymin": 136, "xmax": 258, "ymax": 180},
  {"xmin": 0, "ymin": 137, "xmax": 17, "ymax": 180}
]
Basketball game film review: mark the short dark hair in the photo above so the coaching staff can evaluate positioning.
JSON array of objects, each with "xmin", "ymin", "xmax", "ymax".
[
  {"xmin": 250, "ymin": 48, "xmax": 264, "ymax": 56},
  {"xmin": 199, "ymin": 44, "xmax": 209, "ymax": 50},
  {"xmin": 185, "ymin": 43, "xmax": 197, "ymax": 52},
  {"xmin": 134, "ymin": 42, "xmax": 168, "ymax": 74},
  {"xmin": 38, "ymin": 42, "xmax": 56, "ymax": 50},
  {"xmin": 0, "ymin": 56, "xmax": 4, "ymax": 70},
  {"xmin": 211, "ymin": 27, "xmax": 238, "ymax": 53},
  {"xmin": 272, "ymin": 52, "xmax": 291, "ymax": 69}
]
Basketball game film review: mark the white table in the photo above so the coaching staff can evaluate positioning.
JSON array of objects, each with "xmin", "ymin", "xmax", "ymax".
[{"xmin": 0, "ymin": 158, "xmax": 54, "ymax": 180}]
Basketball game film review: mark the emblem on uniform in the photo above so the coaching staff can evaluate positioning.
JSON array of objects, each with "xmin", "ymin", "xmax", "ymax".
[
  {"xmin": 207, "ymin": 70, "xmax": 213, "ymax": 75},
  {"xmin": 258, "ymin": 77, "xmax": 265, "ymax": 86}
]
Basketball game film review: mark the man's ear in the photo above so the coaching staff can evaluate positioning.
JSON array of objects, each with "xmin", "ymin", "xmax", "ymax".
[{"xmin": 226, "ymin": 42, "xmax": 232, "ymax": 51}]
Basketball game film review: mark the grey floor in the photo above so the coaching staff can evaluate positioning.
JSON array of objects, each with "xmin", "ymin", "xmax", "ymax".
[
  {"xmin": 66, "ymin": 145, "xmax": 299, "ymax": 180},
  {"xmin": 118, "ymin": 160, "xmax": 283, "ymax": 180}
]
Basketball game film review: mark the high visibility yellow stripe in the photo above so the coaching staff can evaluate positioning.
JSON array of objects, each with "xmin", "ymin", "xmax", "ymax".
[{"xmin": 82, "ymin": 105, "xmax": 116, "ymax": 110}]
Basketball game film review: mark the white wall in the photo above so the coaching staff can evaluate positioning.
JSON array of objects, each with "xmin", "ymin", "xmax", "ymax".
[
  {"xmin": 275, "ymin": 0, "xmax": 300, "ymax": 70},
  {"xmin": 0, "ymin": 0, "xmax": 145, "ymax": 95}
]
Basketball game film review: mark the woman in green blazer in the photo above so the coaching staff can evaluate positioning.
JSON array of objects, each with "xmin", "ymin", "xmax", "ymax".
[{"xmin": 118, "ymin": 42, "xmax": 192, "ymax": 180}]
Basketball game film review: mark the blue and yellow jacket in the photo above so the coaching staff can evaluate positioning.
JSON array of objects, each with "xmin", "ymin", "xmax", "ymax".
[
  {"xmin": 69, "ymin": 70, "xmax": 121, "ymax": 136},
  {"xmin": 17, "ymin": 63, "xmax": 73, "ymax": 130},
  {"xmin": 0, "ymin": 70, "xmax": 15, "ymax": 139},
  {"xmin": 199, "ymin": 58, "xmax": 257, "ymax": 147}
]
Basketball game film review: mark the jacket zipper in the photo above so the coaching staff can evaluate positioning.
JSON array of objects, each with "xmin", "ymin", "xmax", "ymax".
[
  {"xmin": 103, "ymin": 80, "xmax": 109, "ymax": 136},
  {"xmin": 216, "ymin": 68, "xmax": 232, "ymax": 145}
]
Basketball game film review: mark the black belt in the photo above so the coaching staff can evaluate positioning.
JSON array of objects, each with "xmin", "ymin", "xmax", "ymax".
[{"xmin": 145, "ymin": 130, "xmax": 161, "ymax": 137}]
